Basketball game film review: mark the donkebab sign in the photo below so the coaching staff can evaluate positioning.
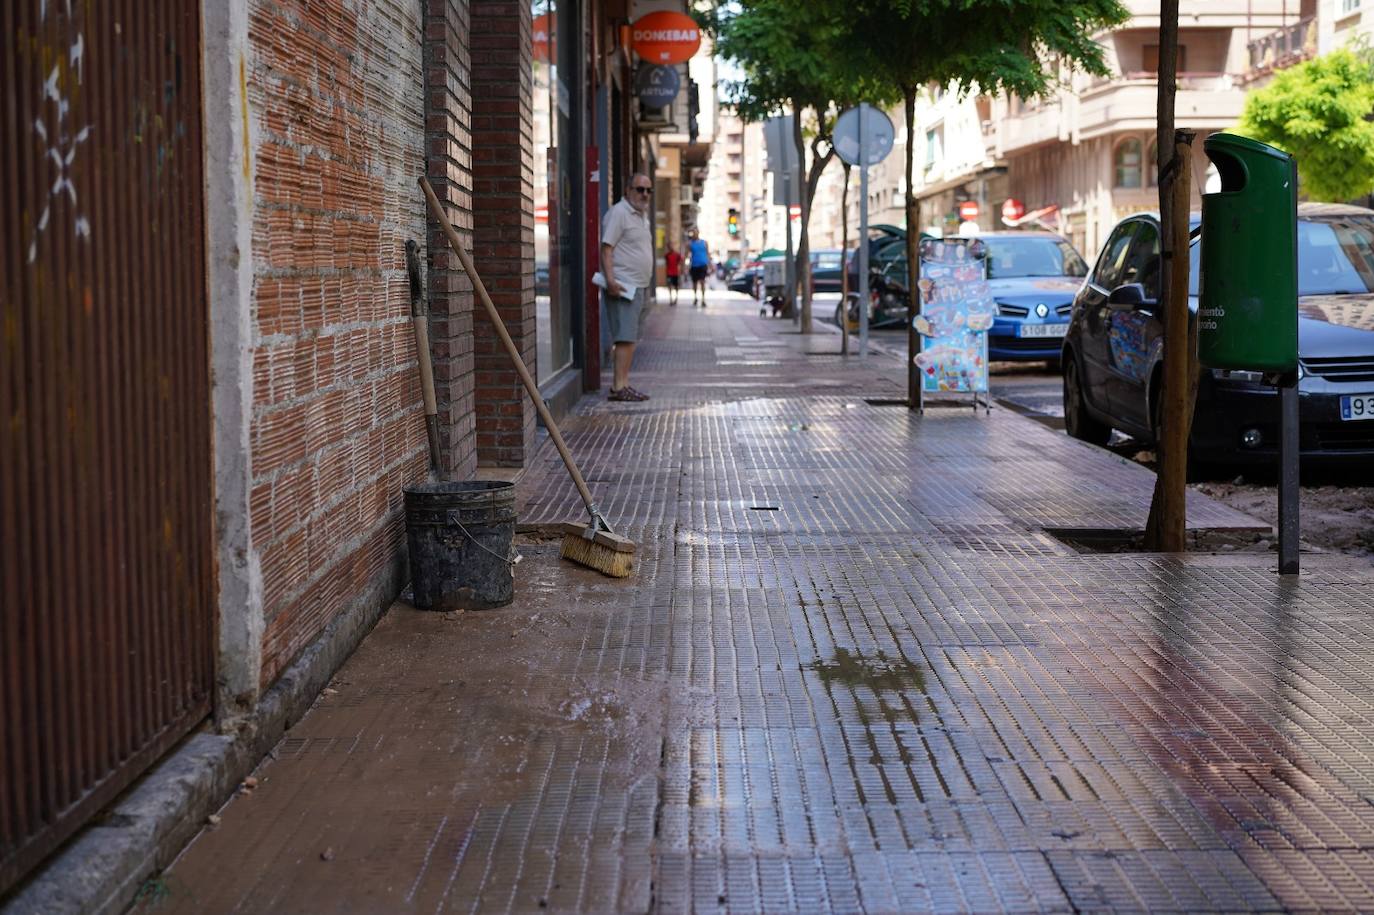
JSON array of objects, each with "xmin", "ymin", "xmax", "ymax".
[
  {"xmin": 533, "ymin": 13, "xmax": 554, "ymax": 64},
  {"xmin": 631, "ymin": 11, "xmax": 702, "ymax": 65}
]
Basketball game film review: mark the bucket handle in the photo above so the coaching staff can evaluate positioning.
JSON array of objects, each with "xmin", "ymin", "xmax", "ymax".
[{"xmin": 438, "ymin": 512, "xmax": 523, "ymax": 577}]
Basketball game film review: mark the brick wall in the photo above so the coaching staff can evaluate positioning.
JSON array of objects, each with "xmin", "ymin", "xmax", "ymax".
[
  {"xmin": 246, "ymin": 0, "xmax": 431, "ymax": 684},
  {"xmin": 471, "ymin": 0, "xmax": 537, "ymax": 465},
  {"xmin": 423, "ymin": 0, "xmax": 480, "ymax": 478}
]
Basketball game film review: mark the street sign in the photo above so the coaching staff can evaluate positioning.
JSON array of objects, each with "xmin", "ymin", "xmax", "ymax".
[
  {"xmin": 833, "ymin": 105, "xmax": 895, "ymax": 358},
  {"xmin": 1002, "ymin": 198, "xmax": 1025, "ymax": 222},
  {"xmin": 959, "ymin": 201, "xmax": 979, "ymax": 222},
  {"xmin": 634, "ymin": 65, "xmax": 680, "ymax": 108},
  {"xmin": 833, "ymin": 106, "xmax": 895, "ymax": 167},
  {"xmin": 630, "ymin": 11, "xmax": 702, "ymax": 64}
]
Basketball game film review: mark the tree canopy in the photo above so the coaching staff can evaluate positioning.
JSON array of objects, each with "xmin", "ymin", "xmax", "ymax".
[
  {"xmin": 1237, "ymin": 48, "xmax": 1374, "ymax": 202},
  {"xmin": 841, "ymin": 0, "xmax": 1127, "ymax": 98}
]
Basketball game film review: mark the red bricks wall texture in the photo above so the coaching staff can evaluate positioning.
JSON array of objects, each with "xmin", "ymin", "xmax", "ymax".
[
  {"xmin": 246, "ymin": 0, "xmax": 434, "ymax": 684},
  {"xmin": 471, "ymin": 1, "xmax": 537, "ymax": 466},
  {"xmin": 423, "ymin": 0, "xmax": 481, "ymax": 479}
]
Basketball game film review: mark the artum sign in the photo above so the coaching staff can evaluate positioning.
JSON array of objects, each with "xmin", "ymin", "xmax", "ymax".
[{"xmin": 630, "ymin": 11, "xmax": 701, "ymax": 65}]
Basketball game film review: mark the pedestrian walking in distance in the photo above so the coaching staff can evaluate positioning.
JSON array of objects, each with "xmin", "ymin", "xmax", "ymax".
[
  {"xmin": 600, "ymin": 174, "xmax": 654, "ymax": 402},
  {"xmin": 664, "ymin": 242, "xmax": 682, "ymax": 306},
  {"xmin": 688, "ymin": 229, "xmax": 711, "ymax": 307}
]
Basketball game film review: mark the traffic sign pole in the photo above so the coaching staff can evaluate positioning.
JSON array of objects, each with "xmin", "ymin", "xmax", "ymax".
[
  {"xmin": 832, "ymin": 104, "xmax": 893, "ymax": 360},
  {"xmin": 858, "ymin": 104, "xmax": 869, "ymax": 358}
]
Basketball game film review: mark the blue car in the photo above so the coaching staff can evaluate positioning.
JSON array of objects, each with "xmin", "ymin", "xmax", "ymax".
[{"xmin": 981, "ymin": 231, "xmax": 1089, "ymax": 364}]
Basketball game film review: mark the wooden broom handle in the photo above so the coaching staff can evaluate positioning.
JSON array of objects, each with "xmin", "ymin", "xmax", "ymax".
[{"xmin": 419, "ymin": 177, "xmax": 599, "ymax": 516}]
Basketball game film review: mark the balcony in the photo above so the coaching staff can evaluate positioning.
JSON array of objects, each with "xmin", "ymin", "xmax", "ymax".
[
  {"xmin": 1076, "ymin": 75, "xmax": 1244, "ymax": 140},
  {"xmin": 1243, "ymin": 17, "xmax": 1316, "ymax": 83},
  {"xmin": 997, "ymin": 97, "xmax": 1068, "ymax": 154}
]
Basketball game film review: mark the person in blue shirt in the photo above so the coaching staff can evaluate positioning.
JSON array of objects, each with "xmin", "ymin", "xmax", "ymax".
[{"xmin": 687, "ymin": 229, "xmax": 711, "ymax": 307}]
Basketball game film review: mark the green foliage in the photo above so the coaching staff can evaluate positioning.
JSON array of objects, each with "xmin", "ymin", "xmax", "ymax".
[
  {"xmin": 712, "ymin": 0, "xmax": 894, "ymax": 122},
  {"xmin": 1237, "ymin": 48, "xmax": 1374, "ymax": 202},
  {"xmin": 843, "ymin": 0, "xmax": 1128, "ymax": 98}
]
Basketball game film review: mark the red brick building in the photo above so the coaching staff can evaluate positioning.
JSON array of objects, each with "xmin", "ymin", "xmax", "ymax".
[{"xmin": 2, "ymin": 0, "xmax": 698, "ymax": 902}]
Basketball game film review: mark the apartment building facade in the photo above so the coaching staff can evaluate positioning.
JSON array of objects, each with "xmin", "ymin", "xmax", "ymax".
[{"xmin": 976, "ymin": 0, "xmax": 1298, "ymax": 258}]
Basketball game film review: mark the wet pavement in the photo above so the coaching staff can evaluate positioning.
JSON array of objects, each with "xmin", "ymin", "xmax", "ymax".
[{"xmin": 147, "ymin": 293, "xmax": 1374, "ymax": 913}]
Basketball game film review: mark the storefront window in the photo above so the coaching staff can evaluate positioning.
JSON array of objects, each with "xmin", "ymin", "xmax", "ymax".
[{"xmin": 533, "ymin": 0, "xmax": 578, "ymax": 384}]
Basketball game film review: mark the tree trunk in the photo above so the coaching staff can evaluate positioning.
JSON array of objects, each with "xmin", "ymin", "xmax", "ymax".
[
  {"xmin": 792, "ymin": 112, "xmax": 811, "ymax": 332},
  {"xmin": 903, "ymin": 86, "xmax": 920, "ymax": 409},
  {"xmin": 840, "ymin": 161, "xmax": 851, "ymax": 355},
  {"xmin": 1144, "ymin": 0, "xmax": 1195, "ymax": 552},
  {"xmin": 793, "ymin": 107, "xmax": 837, "ymax": 335}
]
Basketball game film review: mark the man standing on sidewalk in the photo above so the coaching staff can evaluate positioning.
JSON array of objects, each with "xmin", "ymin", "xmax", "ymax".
[
  {"xmin": 688, "ymin": 229, "xmax": 711, "ymax": 307},
  {"xmin": 600, "ymin": 173, "xmax": 654, "ymax": 402},
  {"xmin": 664, "ymin": 242, "xmax": 683, "ymax": 306}
]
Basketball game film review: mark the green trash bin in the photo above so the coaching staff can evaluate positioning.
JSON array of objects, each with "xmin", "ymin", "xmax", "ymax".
[{"xmin": 1198, "ymin": 133, "xmax": 1298, "ymax": 374}]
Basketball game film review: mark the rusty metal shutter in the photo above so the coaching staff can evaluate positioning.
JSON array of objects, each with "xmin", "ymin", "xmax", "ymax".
[{"xmin": 1, "ymin": 0, "xmax": 213, "ymax": 894}]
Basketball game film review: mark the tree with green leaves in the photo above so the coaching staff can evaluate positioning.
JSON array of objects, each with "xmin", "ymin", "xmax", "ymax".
[
  {"xmin": 711, "ymin": 0, "xmax": 895, "ymax": 332},
  {"xmin": 1237, "ymin": 47, "xmax": 1374, "ymax": 202},
  {"xmin": 839, "ymin": 0, "xmax": 1128, "ymax": 403}
]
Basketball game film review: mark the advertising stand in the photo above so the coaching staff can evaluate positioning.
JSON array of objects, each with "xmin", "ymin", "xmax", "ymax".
[{"xmin": 913, "ymin": 237, "xmax": 995, "ymax": 413}]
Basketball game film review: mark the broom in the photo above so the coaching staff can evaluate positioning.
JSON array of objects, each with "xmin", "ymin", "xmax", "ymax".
[
  {"xmin": 405, "ymin": 238, "xmax": 444, "ymax": 480},
  {"xmin": 419, "ymin": 176, "xmax": 635, "ymax": 578}
]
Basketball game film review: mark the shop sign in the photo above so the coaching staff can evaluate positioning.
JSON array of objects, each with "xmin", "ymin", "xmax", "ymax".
[
  {"xmin": 533, "ymin": 13, "xmax": 554, "ymax": 64},
  {"xmin": 914, "ymin": 238, "xmax": 996, "ymax": 395},
  {"xmin": 631, "ymin": 11, "xmax": 702, "ymax": 65},
  {"xmin": 635, "ymin": 64, "xmax": 680, "ymax": 108}
]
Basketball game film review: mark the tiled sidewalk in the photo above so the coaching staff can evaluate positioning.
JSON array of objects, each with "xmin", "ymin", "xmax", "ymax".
[{"xmin": 148, "ymin": 294, "xmax": 1374, "ymax": 913}]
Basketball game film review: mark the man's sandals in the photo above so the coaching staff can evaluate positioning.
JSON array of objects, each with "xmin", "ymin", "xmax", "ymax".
[{"xmin": 608, "ymin": 386, "xmax": 650, "ymax": 402}]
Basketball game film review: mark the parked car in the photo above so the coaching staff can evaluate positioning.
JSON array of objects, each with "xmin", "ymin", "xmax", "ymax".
[
  {"xmin": 729, "ymin": 256, "xmax": 783, "ymax": 298},
  {"xmin": 728, "ymin": 264, "xmax": 760, "ymax": 297},
  {"xmin": 810, "ymin": 248, "xmax": 845, "ymax": 294},
  {"xmin": 839, "ymin": 232, "xmax": 1086, "ymax": 347},
  {"xmin": 844, "ymin": 225, "xmax": 910, "ymax": 294},
  {"xmin": 981, "ymin": 231, "xmax": 1088, "ymax": 363},
  {"xmin": 1061, "ymin": 203, "xmax": 1374, "ymax": 466}
]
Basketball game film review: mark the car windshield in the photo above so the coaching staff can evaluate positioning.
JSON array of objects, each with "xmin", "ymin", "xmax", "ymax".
[
  {"xmin": 983, "ymin": 237, "xmax": 1088, "ymax": 278},
  {"xmin": 1189, "ymin": 216, "xmax": 1374, "ymax": 297},
  {"xmin": 1297, "ymin": 219, "xmax": 1374, "ymax": 294},
  {"xmin": 814, "ymin": 253, "xmax": 843, "ymax": 270}
]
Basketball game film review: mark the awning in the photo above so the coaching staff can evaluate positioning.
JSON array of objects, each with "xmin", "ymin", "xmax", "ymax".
[{"xmin": 1001, "ymin": 204, "xmax": 1059, "ymax": 230}]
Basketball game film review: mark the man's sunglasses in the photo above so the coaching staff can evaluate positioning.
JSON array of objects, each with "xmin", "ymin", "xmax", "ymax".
[{"xmin": 632, "ymin": 186, "xmax": 652, "ymax": 194}]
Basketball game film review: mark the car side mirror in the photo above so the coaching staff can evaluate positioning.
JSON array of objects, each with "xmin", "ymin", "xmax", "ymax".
[{"xmin": 1107, "ymin": 283, "xmax": 1153, "ymax": 309}]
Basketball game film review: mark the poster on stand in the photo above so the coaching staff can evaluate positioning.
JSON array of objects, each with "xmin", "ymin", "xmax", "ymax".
[{"xmin": 914, "ymin": 238, "xmax": 996, "ymax": 396}]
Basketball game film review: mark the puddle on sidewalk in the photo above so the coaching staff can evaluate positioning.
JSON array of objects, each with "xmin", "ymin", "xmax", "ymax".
[{"xmin": 807, "ymin": 647, "xmax": 926, "ymax": 694}]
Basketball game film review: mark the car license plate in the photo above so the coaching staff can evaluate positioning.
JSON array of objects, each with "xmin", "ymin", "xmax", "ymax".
[
  {"xmin": 1018, "ymin": 323, "xmax": 1067, "ymax": 338},
  {"xmin": 1340, "ymin": 393, "xmax": 1374, "ymax": 421}
]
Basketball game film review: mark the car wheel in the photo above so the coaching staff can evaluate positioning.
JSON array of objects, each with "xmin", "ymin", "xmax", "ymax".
[
  {"xmin": 833, "ymin": 301, "xmax": 846, "ymax": 329},
  {"xmin": 1063, "ymin": 356, "xmax": 1111, "ymax": 445}
]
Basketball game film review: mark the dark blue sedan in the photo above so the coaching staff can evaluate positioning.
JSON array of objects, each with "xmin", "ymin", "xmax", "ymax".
[
  {"xmin": 981, "ymin": 232, "xmax": 1089, "ymax": 364},
  {"xmin": 1062, "ymin": 203, "xmax": 1374, "ymax": 466}
]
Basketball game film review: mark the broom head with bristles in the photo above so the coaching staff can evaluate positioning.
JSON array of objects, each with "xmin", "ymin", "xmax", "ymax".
[{"xmin": 558, "ymin": 522, "xmax": 635, "ymax": 578}]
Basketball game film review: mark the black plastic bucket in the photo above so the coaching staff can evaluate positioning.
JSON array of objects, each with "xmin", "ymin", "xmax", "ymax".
[{"xmin": 404, "ymin": 481, "xmax": 516, "ymax": 610}]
